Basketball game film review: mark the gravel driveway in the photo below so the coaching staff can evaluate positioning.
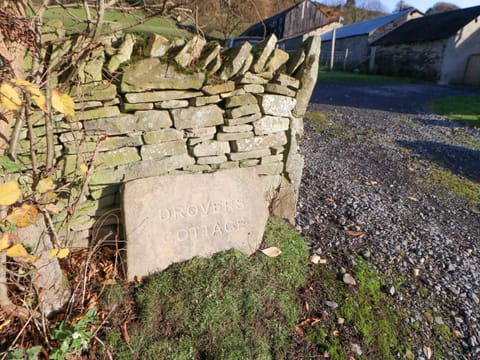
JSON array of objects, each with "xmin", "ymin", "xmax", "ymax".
[{"xmin": 298, "ymin": 82, "xmax": 480, "ymax": 358}]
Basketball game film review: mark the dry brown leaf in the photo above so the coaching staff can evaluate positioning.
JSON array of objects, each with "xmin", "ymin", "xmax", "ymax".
[
  {"xmin": 310, "ymin": 254, "xmax": 328, "ymax": 264},
  {"xmin": 324, "ymin": 197, "xmax": 335, "ymax": 203},
  {"xmin": 44, "ymin": 203, "xmax": 59, "ymax": 214},
  {"xmin": 345, "ymin": 230, "xmax": 366, "ymax": 238},
  {"xmin": 260, "ymin": 247, "xmax": 282, "ymax": 257},
  {"xmin": 407, "ymin": 196, "xmax": 419, "ymax": 202},
  {"xmin": 453, "ymin": 330, "xmax": 464, "ymax": 338},
  {"xmin": 6, "ymin": 204, "xmax": 38, "ymax": 228},
  {"xmin": 121, "ymin": 320, "xmax": 131, "ymax": 344},
  {"xmin": 405, "ymin": 349, "xmax": 415, "ymax": 359},
  {"xmin": 423, "ymin": 345, "xmax": 433, "ymax": 359},
  {"xmin": 295, "ymin": 325, "xmax": 304, "ymax": 336}
]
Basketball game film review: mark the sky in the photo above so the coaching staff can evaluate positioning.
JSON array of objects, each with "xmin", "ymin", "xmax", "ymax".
[{"xmin": 381, "ymin": 0, "xmax": 480, "ymax": 13}]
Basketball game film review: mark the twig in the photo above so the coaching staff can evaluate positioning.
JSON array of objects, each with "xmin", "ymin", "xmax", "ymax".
[
  {"xmin": 45, "ymin": 73, "xmax": 55, "ymax": 172},
  {"xmin": 25, "ymin": 107, "xmax": 38, "ymax": 176},
  {"xmin": 7, "ymin": 107, "xmax": 25, "ymax": 159}
]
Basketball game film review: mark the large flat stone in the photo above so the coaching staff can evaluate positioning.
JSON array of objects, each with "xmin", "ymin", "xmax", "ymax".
[
  {"xmin": 257, "ymin": 94, "xmax": 296, "ymax": 117},
  {"xmin": 123, "ymin": 168, "xmax": 269, "ymax": 279},
  {"xmin": 141, "ymin": 140, "xmax": 187, "ymax": 160},
  {"xmin": 171, "ymin": 105, "xmax": 224, "ymax": 130},
  {"xmin": 253, "ymin": 116, "xmax": 290, "ymax": 135},
  {"xmin": 125, "ymin": 90, "xmax": 203, "ymax": 103},
  {"xmin": 121, "ymin": 58, "xmax": 206, "ymax": 92},
  {"xmin": 231, "ymin": 132, "xmax": 287, "ymax": 152}
]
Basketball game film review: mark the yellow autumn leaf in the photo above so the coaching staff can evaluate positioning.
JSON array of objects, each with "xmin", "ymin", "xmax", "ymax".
[
  {"xmin": 49, "ymin": 248, "xmax": 59, "ymax": 259},
  {"xmin": 6, "ymin": 244, "xmax": 38, "ymax": 263},
  {"xmin": 0, "ymin": 82, "xmax": 22, "ymax": 111},
  {"xmin": 57, "ymin": 248, "xmax": 69, "ymax": 259},
  {"xmin": 52, "ymin": 90, "xmax": 75, "ymax": 117},
  {"xmin": 37, "ymin": 177, "xmax": 54, "ymax": 194},
  {"xmin": 0, "ymin": 233, "xmax": 10, "ymax": 251},
  {"xmin": 0, "ymin": 181, "xmax": 22, "ymax": 206},
  {"xmin": 12, "ymin": 79, "xmax": 48, "ymax": 112},
  {"xmin": 6, "ymin": 204, "xmax": 38, "ymax": 228},
  {"xmin": 79, "ymin": 163, "xmax": 88, "ymax": 174}
]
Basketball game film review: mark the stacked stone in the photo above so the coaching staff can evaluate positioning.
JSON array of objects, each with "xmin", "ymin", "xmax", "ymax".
[{"xmin": 48, "ymin": 32, "xmax": 320, "ymax": 247}]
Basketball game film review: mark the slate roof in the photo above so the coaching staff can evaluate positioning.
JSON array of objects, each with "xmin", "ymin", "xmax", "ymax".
[
  {"xmin": 320, "ymin": 8, "xmax": 415, "ymax": 42},
  {"xmin": 372, "ymin": 5, "xmax": 480, "ymax": 46}
]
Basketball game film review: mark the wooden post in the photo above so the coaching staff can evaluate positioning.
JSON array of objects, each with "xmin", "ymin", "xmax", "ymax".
[
  {"xmin": 369, "ymin": 46, "xmax": 376, "ymax": 73},
  {"xmin": 343, "ymin": 48, "xmax": 349, "ymax": 71},
  {"xmin": 329, "ymin": 27, "xmax": 336, "ymax": 71}
]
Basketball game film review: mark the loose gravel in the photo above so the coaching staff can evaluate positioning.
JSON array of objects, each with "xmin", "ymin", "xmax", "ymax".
[{"xmin": 297, "ymin": 92, "xmax": 480, "ymax": 359}]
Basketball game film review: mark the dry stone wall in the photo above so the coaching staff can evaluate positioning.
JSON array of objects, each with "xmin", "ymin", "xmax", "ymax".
[{"xmin": 16, "ymin": 31, "xmax": 320, "ymax": 247}]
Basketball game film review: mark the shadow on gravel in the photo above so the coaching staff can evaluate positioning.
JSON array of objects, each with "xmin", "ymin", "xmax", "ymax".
[
  {"xmin": 398, "ymin": 140, "xmax": 480, "ymax": 182},
  {"xmin": 414, "ymin": 117, "xmax": 464, "ymax": 128}
]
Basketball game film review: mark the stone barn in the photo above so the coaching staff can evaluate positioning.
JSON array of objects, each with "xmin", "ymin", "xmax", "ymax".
[
  {"xmin": 319, "ymin": 8, "xmax": 422, "ymax": 70},
  {"xmin": 371, "ymin": 5, "xmax": 480, "ymax": 85}
]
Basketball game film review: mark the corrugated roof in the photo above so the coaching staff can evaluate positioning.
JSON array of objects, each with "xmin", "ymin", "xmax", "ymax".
[
  {"xmin": 321, "ymin": 8, "xmax": 414, "ymax": 41},
  {"xmin": 372, "ymin": 5, "xmax": 480, "ymax": 45}
]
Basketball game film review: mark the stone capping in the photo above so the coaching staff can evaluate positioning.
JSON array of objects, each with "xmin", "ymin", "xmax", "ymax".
[{"xmin": 20, "ymin": 31, "xmax": 320, "ymax": 248}]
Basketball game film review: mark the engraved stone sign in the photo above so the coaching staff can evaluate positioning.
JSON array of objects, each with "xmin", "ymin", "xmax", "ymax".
[{"xmin": 123, "ymin": 168, "xmax": 269, "ymax": 279}]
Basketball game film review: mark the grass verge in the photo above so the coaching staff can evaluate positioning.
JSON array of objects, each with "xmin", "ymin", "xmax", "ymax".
[
  {"xmin": 42, "ymin": 6, "xmax": 190, "ymax": 38},
  {"xmin": 423, "ymin": 167, "xmax": 480, "ymax": 207},
  {"xmin": 103, "ymin": 218, "xmax": 309, "ymax": 359},
  {"xmin": 427, "ymin": 96, "xmax": 480, "ymax": 127},
  {"xmin": 317, "ymin": 70, "xmax": 427, "ymax": 84}
]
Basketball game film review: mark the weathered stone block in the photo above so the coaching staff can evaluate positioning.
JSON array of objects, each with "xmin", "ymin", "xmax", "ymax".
[
  {"xmin": 123, "ymin": 168, "xmax": 269, "ymax": 278},
  {"xmin": 156, "ymin": 100, "xmax": 189, "ymax": 109},
  {"xmin": 261, "ymin": 154, "xmax": 284, "ymax": 164},
  {"xmin": 192, "ymin": 95, "xmax": 221, "ymax": 106},
  {"xmin": 192, "ymin": 140, "xmax": 230, "ymax": 157},
  {"xmin": 121, "ymin": 58, "xmax": 205, "ymax": 92},
  {"xmin": 255, "ymin": 162, "xmax": 283, "ymax": 175},
  {"xmin": 141, "ymin": 140, "xmax": 187, "ymax": 160},
  {"xmin": 125, "ymin": 90, "xmax": 203, "ymax": 103},
  {"xmin": 228, "ymin": 149, "xmax": 271, "ymax": 161},
  {"xmin": 185, "ymin": 127, "xmax": 217, "ymax": 138},
  {"xmin": 198, "ymin": 42, "xmax": 221, "ymax": 70},
  {"xmin": 64, "ymin": 135, "xmax": 143, "ymax": 154},
  {"xmin": 216, "ymin": 132, "xmax": 254, "ymax": 141},
  {"xmin": 220, "ymin": 124, "xmax": 253, "ymax": 133},
  {"xmin": 274, "ymin": 73, "xmax": 300, "ymax": 89},
  {"xmin": 265, "ymin": 83, "xmax": 296, "ymax": 97},
  {"xmin": 237, "ymin": 72, "xmax": 269, "ymax": 85},
  {"xmin": 220, "ymin": 88, "xmax": 246, "ymax": 98},
  {"xmin": 196, "ymin": 155, "xmax": 228, "ymax": 165},
  {"xmin": 257, "ymin": 94, "xmax": 296, "ymax": 117},
  {"xmin": 70, "ymin": 83, "xmax": 117, "ymax": 102},
  {"xmin": 74, "ymin": 106, "xmax": 120, "ymax": 121},
  {"xmin": 242, "ymin": 84, "xmax": 264, "ymax": 93},
  {"xmin": 251, "ymin": 34, "xmax": 277, "ymax": 73},
  {"xmin": 135, "ymin": 110, "xmax": 172, "ymax": 130},
  {"xmin": 265, "ymin": 48, "xmax": 289, "ymax": 73},
  {"xmin": 175, "ymin": 35, "xmax": 206, "ymax": 68},
  {"xmin": 171, "ymin": 105, "xmax": 224, "ymax": 130},
  {"xmin": 225, "ymin": 113, "xmax": 262, "ymax": 126},
  {"xmin": 225, "ymin": 104, "xmax": 260, "ymax": 119},
  {"xmin": 231, "ymin": 132, "xmax": 287, "ymax": 152},
  {"xmin": 219, "ymin": 42, "xmax": 252, "ymax": 80},
  {"xmin": 203, "ymin": 81, "xmax": 235, "ymax": 95},
  {"xmin": 143, "ymin": 129, "xmax": 184, "ymax": 144},
  {"xmin": 108, "ymin": 34, "xmax": 136, "ymax": 72},
  {"xmin": 90, "ymin": 154, "xmax": 195, "ymax": 185},
  {"xmin": 122, "ymin": 103, "xmax": 154, "ymax": 112},
  {"xmin": 97, "ymin": 147, "xmax": 141, "ymax": 168},
  {"xmin": 240, "ymin": 159, "xmax": 260, "ymax": 167},
  {"xmin": 146, "ymin": 33, "xmax": 170, "ymax": 58},
  {"xmin": 253, "ymin": 116, "xmax": 290, "ymax": 135},
  {"xmin": 225, "ymin": 93, "xmax": 257, "ymax": 108}
]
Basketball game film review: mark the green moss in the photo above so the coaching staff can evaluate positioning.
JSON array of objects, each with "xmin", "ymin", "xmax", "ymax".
[
  {"xmin": 422, "ymin": 167, "xmax": 480, "ymax": 206},
  {"xmin": 104, "ymin": 218, "xmax": 309, "ymax": 359}
]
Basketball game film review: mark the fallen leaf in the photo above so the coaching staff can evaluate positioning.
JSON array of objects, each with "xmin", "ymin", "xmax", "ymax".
[
  {"xmin": 0, "ymin": 181, "xmax": 22, "ymax": 206},
  {"xmin": 310, "ymin": 254, "xmax": 328, "ymax": 264},
  {"xmin": 12, "ymin": 79, "xmax": 47, "ymax": 112},
  {"xmin": 325, "ymin": 197, "xmax": 335, "ymax": 203},
  {"xmin": 345, "ymin": 230, "xmax": 366, "ymax": 238},
  {"xmin": 260, "ymin": 247, "xmax": 281, "ymax": 257},
  {"xmin": 0, "ymin": 82, "xmax": 22, "ymax": 111},
  {"xmin": 295, "ymin": 325, "xmax": 304, "ymax": 336},
  {"xmin": 44, "ymin": 203, "xmax": 59, "ymax": 214},
  {"xmin": 36, "ymin": 177, "xmax": 54, "ymax": 194},
  {"xmin": 423, "ymin": 345, "xmax": 433, "ymax": 359},
  {"xmin": 407, "ymin": 196, "xmax": 419, "ymax": 202},
  {"xmin": 332, "ymin": 329, "xmax": 340, "ymax": 337},
  {"xmin": 49, "ymin": 248, "xmax": 59, "ymax": 259},
  {"xmin": 6, "ymin": 204, "xmax": 38, "ymax": 227},
  {"xmin": 120, "ymin": 320, "xmax": 131, "ymax": 344},
  {"xmin": 0, "ymin": 233, "xmax": 10, "ymax": 251},
  {"xmin": 0, "ymin": 319, "xmax": 11, "ymax": 331},
  {"xmin": 57, "ymin": 248, "xmax": 69, "ymax": 259},
  {"xmin": 52, "ymin": 90, "xmax": 75, "ymax": 117},
  {"xmin": 453, "ymin": 329, "xmax": 464, "ymax": 338},
  {"xmin": 5, "ymin": 244, "xmax": 39, "ymax": 263},
  {"xmin": 405, "ymin": 349, "xmax": 415, "ymax": 359}
]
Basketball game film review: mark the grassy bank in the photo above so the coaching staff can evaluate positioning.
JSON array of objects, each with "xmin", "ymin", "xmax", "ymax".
[
  {"xmin": 317, "ymin": 70, "xmax": 427, "ymax": 84},
  {"xmin": 427, "ymin": 96, "xmax": 480, "ymax": 127}
]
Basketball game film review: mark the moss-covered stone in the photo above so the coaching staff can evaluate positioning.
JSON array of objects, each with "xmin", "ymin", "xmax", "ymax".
[
  {"xmin": 225, "ymin": 93, "xmax": 257, "ymax": 108},
  {"xmin": 225, "ymin": 104, "xmax": 260, "ymax": 119},
  {"xmin": 70, "ymin": 83, "xmax": 117, "ymax": 102},
  {"xmin": 141, "ymin": 140, "xmax": 187, "ymax": 160},
  {"xmin": 191, "ymin": 140, "xmax": 230, "ymax": 157},
  {"xmin": 219, "ymin": 42, "xmax": 252, "ymax": 81},
  {"xmin": 202, "ymin": 81, "xmax": 235, "ymax": 96},
  {"xmin": 174, "ymin": 35, "xmax": 206, "ymax": 68},
  {"xmin": 171, "ymin": 105, "xmax": 224, "ymax": 130},
  {"xmin": 74, "ymin": 106, "xmax": 120, "ymax": 121},
  {"xmin": 216, "ymin": 132, "xmax": 254, "ymax": 141},
  {"xmin": 121, "ymin": 58, "xmax": 206, "ymax": 92},
  {"xmin": 253, "ymin": 116, "xmax": 290, "ymax": 135},
  {"xmin": 251, "ymin": 34, "xmax": 277, "ymax": 73},
  {"xmin": 125, "ymin": 90, "xmax": 202, "ymax": 103},
  {"xmin": 225, "ymin": 113, "xmax": 262, "ymax": 126},
  {"xmin": 265, "ymin": 83, "xmax": 296, "ymax": 97},
  {"xmin": 196, "ymin": 155, "xmax": 228, "ymax": 165},
  {"xmin": 97, "ymin": 147, "xmax": 141, "ymax": 168},
  {"xmin": 143, "ymin": 129, "xmax": 184, "ymax": 144},
  {"xmin": 122, "ymin": 103, "xmax": 154, "ymax": 112}
]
